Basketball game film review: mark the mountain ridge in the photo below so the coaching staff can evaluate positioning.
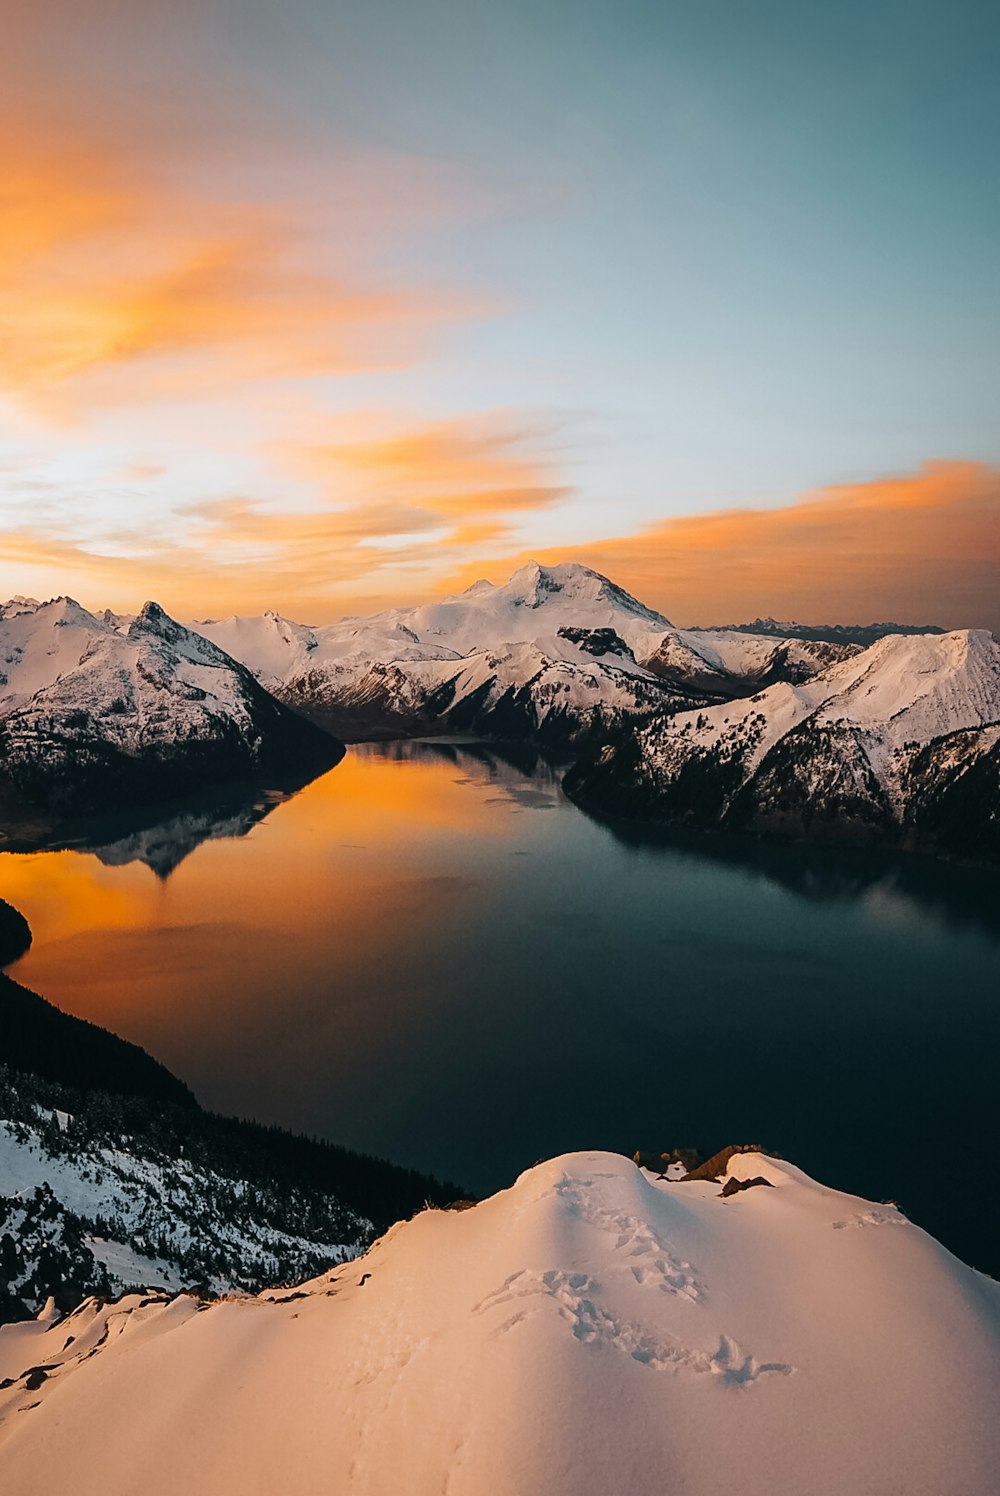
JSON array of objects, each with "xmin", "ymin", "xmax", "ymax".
[
  {"xmin": 0, "ymin": 597, "xmax": 343, "ymax": 835},
  {"xmin": 565, "ymin": 627, "xmax": 1000, "ymax": 859},
  {"xmin": 192, "ymin": 563, "xmax": 859, "ymax": 746}
]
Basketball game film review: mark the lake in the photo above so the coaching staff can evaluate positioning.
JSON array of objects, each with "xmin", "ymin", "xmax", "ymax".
[{"xmin": 3, "ymin": 740, "xmax": 999, "ymax": 1274}]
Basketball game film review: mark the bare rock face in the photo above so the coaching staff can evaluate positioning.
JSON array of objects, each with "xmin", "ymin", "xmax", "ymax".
[{"xmin": 720, "ymin": 1175, "xmax": 774, "ymax": 1198}]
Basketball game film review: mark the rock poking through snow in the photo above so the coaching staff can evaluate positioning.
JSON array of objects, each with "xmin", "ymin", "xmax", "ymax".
[{"xmin": 1, "ymin": 1149, "xmax": 998, "ymax": 1496}]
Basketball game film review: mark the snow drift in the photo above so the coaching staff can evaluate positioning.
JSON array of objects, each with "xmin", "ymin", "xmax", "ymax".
[{"xmin": 2, "ymin": 1148, "xmax": 998, "ymax": 1495}]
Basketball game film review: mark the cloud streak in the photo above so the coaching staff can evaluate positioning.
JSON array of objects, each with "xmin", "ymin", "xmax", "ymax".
[
  {"xmin": 0, "ymin": 411, "xmax": 571, "ymax": 617},
  {"xmin": 443, "ymin": 461, "xmax": 1000, "ymax": 633},
  {"xmin": 4, "ymin": 457, "xmax": 996, "ymax": 634},
  {"xmin": 0, "ymin": 124, "xmax": 490, "ymax": 419}
]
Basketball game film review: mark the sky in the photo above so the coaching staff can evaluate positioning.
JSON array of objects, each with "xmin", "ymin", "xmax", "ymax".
[{"xmin": 1, "ymin": 0, "xmax": 998, "ymax": 628}]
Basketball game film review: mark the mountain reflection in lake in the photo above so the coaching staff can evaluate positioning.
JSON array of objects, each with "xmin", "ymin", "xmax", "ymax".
[{"xmin": 3, "ymin": 740, "xmax": 999, "ymax": 1274}]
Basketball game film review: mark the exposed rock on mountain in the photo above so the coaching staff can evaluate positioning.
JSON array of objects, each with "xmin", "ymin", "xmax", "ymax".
[
  {"xmin": 565, "ymin": 629, "xmax": 1000, "ymax": 859},
  {"xmin": 0, "ymin": 597, "xmax": 343, "ymax": 829},
  {"xmin": 193, "ymin": 563, "xmax": 849, "ymax": 746}
]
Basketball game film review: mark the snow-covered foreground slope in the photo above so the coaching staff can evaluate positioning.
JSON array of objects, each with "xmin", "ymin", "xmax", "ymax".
[
  {"xmin": 566, "ymin": 628, "xmax": 1000, "ymax": 858},
  {"xmin": 0, "ymin": 597, "xmax": 341, "ymax": 826},
  {"xmin": 0, "ymin": 1070, "xmax": 371, "ymax": 1320},
  {"xmin": 194, "ymin": 563, "xmax": 853, "ymax": 745},
  {"xmin": 1, "ymin": 1148, "xmax": 998, "ymax": 1496}
]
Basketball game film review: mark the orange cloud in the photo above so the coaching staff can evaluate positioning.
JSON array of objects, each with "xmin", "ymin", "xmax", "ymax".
[
  {"xmin": 443, "ymin": 461, "xmax": 1000, "ymax": 633},
  {"xmin": 3, "ymin": 450, "xmax": 995, "ymax": 632},
  {"xmin": 278, "ymin": 412, "xmax": 569, "ymax": 520},
  {"xmin": 0, "ymin": 411, "xmax": 571, "ymax": 617},
  {"xmin": 0, "ymin": 122, "xmax": 488, "ymax": 419}
]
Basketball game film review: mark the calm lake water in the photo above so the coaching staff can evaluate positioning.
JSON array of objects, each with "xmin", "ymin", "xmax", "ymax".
[{"xmin": 4, "ymin": 740, "xmax": 1000, "ymax": 1273}]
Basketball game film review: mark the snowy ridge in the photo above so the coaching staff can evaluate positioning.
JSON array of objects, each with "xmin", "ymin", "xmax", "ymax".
[
  {"xmin": 193, "ymin": 563, "xmax": 852, "ymax": 745},
  {"xmin": 566, "ymin": 628, "xmax": 1000, "ymax": 856},
  {"xmin": 0, "ymin": 596, "xmax": 341, "ymax": 823},
  {"xmin": 0, "ymin": 1078, "xmax": 370, "ymax": 1319},
  {"xmin": 1, "ymin": 1149, "xmax": 998, "ymax": 1495}
]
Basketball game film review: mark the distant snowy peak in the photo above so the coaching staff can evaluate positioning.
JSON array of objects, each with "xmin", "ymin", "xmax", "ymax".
[
  {"xmin": 192, "ymin": 609, "xmax": 322, "ymax": 689},
  {"xmin": 197, "ymin": 563, "xmax": 673, "ymax": 672},
  {"xmin": 566, "ymin": 628, "xmax": 1000, "ymax": 858},
  {"xmin": 815, "ymin": 626, "xmax": 999, "ymax": 739},
  {"xmin": 193, "ymin": 564, "xmax": 859, "ymax": 747},
  {"xmin": 365, "ymin": 560, "xmax": 675, "ymax": 659},
  {"xmin": 461, "ymin": 561, "xmax": 674, "ymax": 629},
  {"xmin": 192, "ymin": 564, "xmax": 695, "ymax": 746}
]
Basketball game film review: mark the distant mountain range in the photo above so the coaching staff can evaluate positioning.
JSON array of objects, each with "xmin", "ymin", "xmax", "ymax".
[
  {"xmin": 192, "ymin": 562, "xmax": 861, "ymax": 744},
  {"xmin": 694, "ymin": 618, "xmax": 948, "ymax": 648},
  {"xmin": 2, "ymin": 564, "xmax": 996, "ymax": 860}
]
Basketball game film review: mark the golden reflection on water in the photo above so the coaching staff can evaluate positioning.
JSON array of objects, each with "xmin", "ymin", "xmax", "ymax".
[{"xmin": 0, "ymin": 746, "xmax": 539, "ymax": 1106}]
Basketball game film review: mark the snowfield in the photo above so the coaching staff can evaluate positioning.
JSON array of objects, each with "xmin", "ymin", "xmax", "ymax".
[{"xmin": 2, "ymin": 1148, "xmax": 999, "ymax": 1496}]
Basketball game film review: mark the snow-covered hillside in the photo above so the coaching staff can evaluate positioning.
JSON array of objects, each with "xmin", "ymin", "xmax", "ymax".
[
  {"xmin": 193, "ymin": 563, "xmax": 853, "ymax": 745},
  {"xmin": 566, "ymin": 628, "xmax": 1000, "ymax": 857},
  {"xmin": 0, "ymin": 1069, "xmax": 371, "ymax": 1321},
  {"xmin": 2, "ymin": 1148, "xmax": 998, "ymax": 1496},
  {"xmin": 0, "ymin": 596, "xmax": 341, "ymax": 825}
]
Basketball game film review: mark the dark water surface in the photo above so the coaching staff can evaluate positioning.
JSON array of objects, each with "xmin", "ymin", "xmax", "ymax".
[{"xmin": 4, "ymin": 741, "xmax": 1000, "ymax": 1273}]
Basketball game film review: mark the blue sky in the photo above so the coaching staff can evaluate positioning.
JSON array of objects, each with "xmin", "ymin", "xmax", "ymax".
[{"xmin": 1, "ymin": 0, "xmax": 997, "ymax": 619}]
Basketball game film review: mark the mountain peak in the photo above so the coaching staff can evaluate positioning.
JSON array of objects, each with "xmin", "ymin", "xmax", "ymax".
[
  {"xmin": 127, "ymin": 599, "xmax": 181, "ymax": 647},
  {"xmin": 4, "ymin": 1147, "xmax": 999, "ymax": 1494},
  {"xmin": 466, "ymin": 561, "xmax": 673, "ymax": 627}
]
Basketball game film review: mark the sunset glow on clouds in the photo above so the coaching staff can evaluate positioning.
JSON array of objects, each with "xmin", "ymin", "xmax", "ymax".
[
  {"xmin": 451, "ymin": 462, "xmax": 1000, "ymax": 633},
  {"xmin": 2, "ymin": 0, "xmax": 998, "ymax": 629},
  {"xmin": 0, "ymin": 127, "xmax": 489, "ymax": 416}
]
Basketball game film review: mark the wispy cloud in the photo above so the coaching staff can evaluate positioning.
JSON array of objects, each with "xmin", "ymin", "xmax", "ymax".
[
  {"xmin": 0, "ymin": 124, "xmax": 490, "ymax": 420},
  {"xmin": 0, "ymin": 411, "xmax": 571, "ymax": 616},
  {"xmin": 442, "ymin": 461, "xmax": 1000, "ymax": 633}
]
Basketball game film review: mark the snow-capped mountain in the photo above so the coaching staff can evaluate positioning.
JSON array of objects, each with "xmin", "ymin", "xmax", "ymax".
[
  {"xmin": 193, "ymin": 563, "xmax": 853, "ymax": 746},
  {"xmin": 0, "ymin": 596, "xmax": 342, "ymax": 825},
  {"xmin": 565, "ymin": 628, "xmax": 1000, "ymax": 858},
  {"xmin": 2, "ymin": 1147, "xmax": 998, "ymax": 1496}
]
